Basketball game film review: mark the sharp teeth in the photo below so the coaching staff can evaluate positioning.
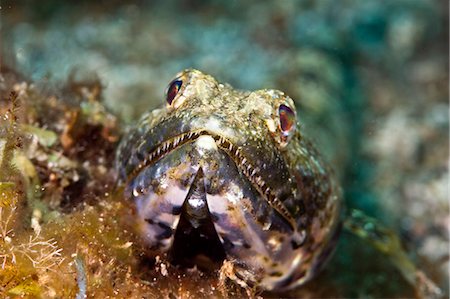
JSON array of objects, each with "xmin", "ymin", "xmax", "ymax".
[
  {"xmin": 241, "ymin": 158, "xmax": 247, "ymax": 165},
  {"xmin": 256, "ymin": 176, "xmax": 262, "ymax": 184},
  {"xmin": 251, "ymin": 169, "xmax": 256, "ymax": 176}
]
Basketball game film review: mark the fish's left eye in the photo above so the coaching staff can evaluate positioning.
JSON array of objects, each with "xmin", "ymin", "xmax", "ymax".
[
  {"xmin": 166, "ymin": 79, "xmax": 183, "ymax": 105},
  {"xmin": 279, "ymin": 104, "xmax": 296, "ymax": 139}
]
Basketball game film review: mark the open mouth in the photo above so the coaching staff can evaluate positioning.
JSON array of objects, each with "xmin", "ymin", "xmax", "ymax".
[
  {"xmin": 128, "ymin": 130, "xmax": 296, "ymax": 234},
  {"xmin": 168, "ymin": 167, "xmax": 226, "ymax": 270}
]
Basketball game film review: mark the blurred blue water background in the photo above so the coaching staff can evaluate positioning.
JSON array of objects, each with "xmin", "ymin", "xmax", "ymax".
[{"xmin": 2, "ymin": 0, "xmax": 448, "ymax": 297}]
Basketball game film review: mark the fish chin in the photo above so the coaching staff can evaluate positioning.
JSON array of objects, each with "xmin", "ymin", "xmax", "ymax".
[{"xmin": 126, "ymin": 135, "xmax": 302, "ymax": 286}]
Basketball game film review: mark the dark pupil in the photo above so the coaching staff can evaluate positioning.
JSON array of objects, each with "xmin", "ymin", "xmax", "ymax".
[
  {"xmin": 167, "ymin": 80, "xmax": 182, "ymax": 105},
  {"xmin": 279, "ymin": 104, "xmax": 294, "ymax": 132}
]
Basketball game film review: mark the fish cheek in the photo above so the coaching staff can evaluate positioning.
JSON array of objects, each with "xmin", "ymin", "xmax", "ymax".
[
  {"xmin": 125, "ymin": 147, "xmax": 200, "ymax": 253},
  {"xmin": 205, "ymin": 172, "xmax": 308, "ymax": 290}
]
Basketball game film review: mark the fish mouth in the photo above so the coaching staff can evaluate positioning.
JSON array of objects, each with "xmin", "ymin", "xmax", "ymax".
[
  {"xmin": 168, "ymin": 167, "xmax": 226, "ymax": 270},
  {"xmin": 127, "ymin": 130, "xmax": 297, "ymax": 230}
]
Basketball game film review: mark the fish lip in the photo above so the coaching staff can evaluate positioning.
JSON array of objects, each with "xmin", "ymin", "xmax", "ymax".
[{"xmin": 125, "ymin": 129, "xmax": 297, "ymax": 230}]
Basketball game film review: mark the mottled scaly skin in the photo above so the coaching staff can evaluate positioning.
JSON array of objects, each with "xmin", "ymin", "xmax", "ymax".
[{"xmin": 116, "ymin": 69, "xmax": 342, "ymax": 291}]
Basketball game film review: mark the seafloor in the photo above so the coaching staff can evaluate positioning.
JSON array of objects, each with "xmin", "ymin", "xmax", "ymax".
[{"xmin": 0, "ymin": 1, "xmax": 448, "ymax": 298}]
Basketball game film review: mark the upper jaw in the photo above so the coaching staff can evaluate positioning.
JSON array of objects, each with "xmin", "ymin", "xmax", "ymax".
[{"xmin": 122, "ymin": 125, "xmax": 298, "ymax": 231}]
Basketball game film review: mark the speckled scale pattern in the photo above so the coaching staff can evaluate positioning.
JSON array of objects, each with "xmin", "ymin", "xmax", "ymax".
[{"xmin": 116, "ymin": 69, "xmax": 342, "ymax": 291}]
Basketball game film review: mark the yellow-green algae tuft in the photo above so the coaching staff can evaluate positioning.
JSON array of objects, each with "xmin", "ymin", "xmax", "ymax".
[
  {"xmin": 0, "ymin": 68, "xmax": 247, "ymax": 299},
  {"xmin": 0, "ymin": 66, "xmax": 442, "ymax": 299}
]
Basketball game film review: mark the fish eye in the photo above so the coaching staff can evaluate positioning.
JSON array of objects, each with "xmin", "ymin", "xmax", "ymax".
[
  {"xmin": 278, "ymin": 104, "xmax": 296, "ymax": 142},
  {"xmin": 166, "ymin": 79, "xmax": 183, "ymax": 105}
]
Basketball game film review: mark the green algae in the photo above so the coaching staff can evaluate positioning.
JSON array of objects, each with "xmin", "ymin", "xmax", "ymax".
[
  {"xmin": 1, "ymin": 2, "xmax": 448, "ymax": 296},
  {"xmin": 0, "ymin": 59, "xmax": 446, "ymax": 297}
]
